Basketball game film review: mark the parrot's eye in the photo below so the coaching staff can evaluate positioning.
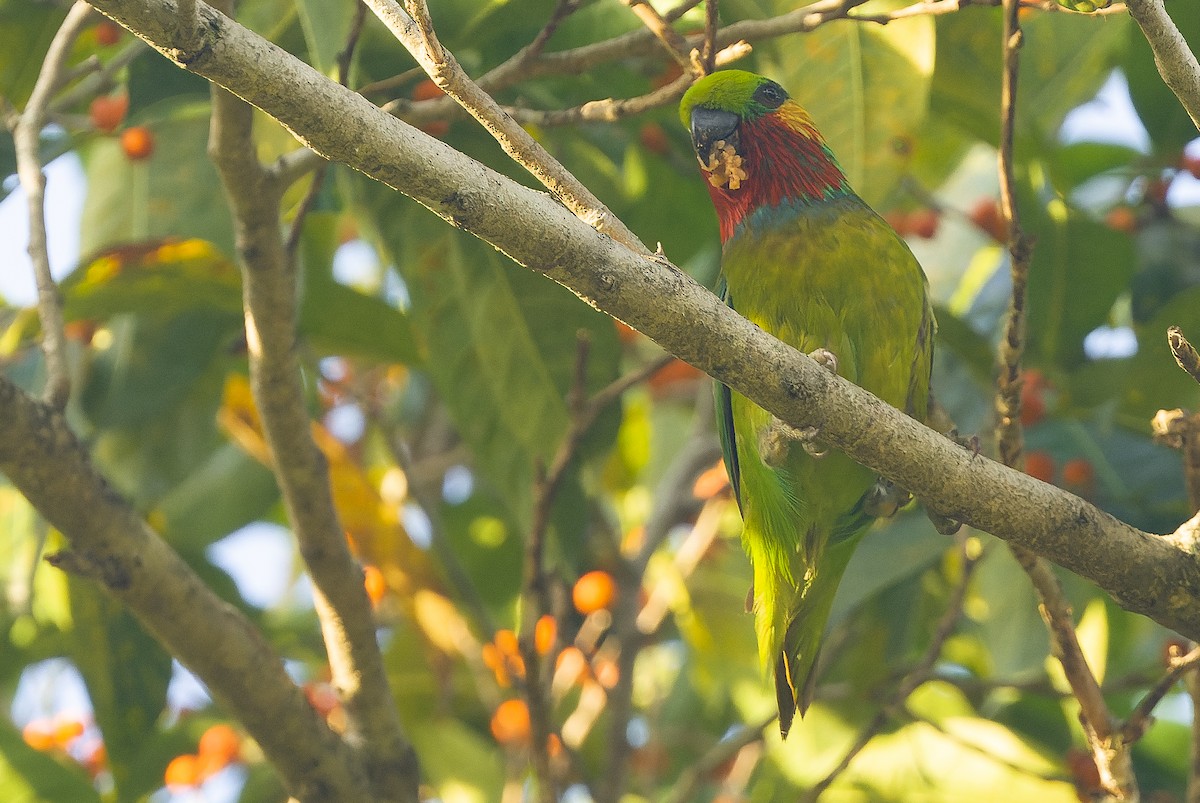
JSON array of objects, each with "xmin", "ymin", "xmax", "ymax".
[{"xmin": 753, "ymin": 81, "xmax": 787, "ymax": 109}]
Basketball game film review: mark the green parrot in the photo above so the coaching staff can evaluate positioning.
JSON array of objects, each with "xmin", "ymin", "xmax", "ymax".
[{"xmin": 680, "ymin": 70, "xmax": 935, "ymax": 737}]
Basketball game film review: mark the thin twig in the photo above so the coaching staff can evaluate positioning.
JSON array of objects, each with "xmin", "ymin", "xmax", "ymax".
[
  {"xmin": 50, "ymin": 38, "xmax": 146, "ymax": 113},
  {"xmin": 800, "ymin": 534, "xmax": 978, "ymax": 801},
  {"xmin": 12, "ymin": 0, "xmax": 94, "ymax": 409},
  {"xmin": 365, "ymin": 0, "xmax": 650, "ymax": 253},
  {"xmin": 700, "ymin": 0, "xmax": 719, "ymax": 74},
  {"xmin": 1125, "ymin": 0, "xmax": 1200, "ymax": 133},
  {"xmin": 621, "ymin": 0, "xmax": 695, "ymax": 70},
  {"xmin": 662, "ymin": 715, "xmax": 775, "ymax": 803},
  {"xmin": 1122, "ymin": 644, "xmax": 1200, "ymax": 743},
  {"xmin": 993, "ymin": 0, "xmax": 1129, "ymax": 797}
]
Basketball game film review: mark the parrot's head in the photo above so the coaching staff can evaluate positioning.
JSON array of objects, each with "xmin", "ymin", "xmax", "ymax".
[{"xmin": 680, "ymin": 70, "xmax": 848, "ymax": 241}]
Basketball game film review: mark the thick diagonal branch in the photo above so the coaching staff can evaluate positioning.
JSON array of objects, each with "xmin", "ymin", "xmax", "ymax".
[{"xmin": 0, "ymin": 378, "xmax": 369, "ymax": 801}]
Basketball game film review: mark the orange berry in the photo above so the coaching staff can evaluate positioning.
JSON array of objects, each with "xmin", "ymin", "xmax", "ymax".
[
  {"xmin": 546, "ymin": 733, "xmax": 563, "ymax": 759},
  {"xmin": 692, "ymin": 459, "xmax": 730, "ymax": 500},
  {"xmin": 1024, "ymin": 451, "xmax": 1055, "ymax": 484},
  {"xmin": 198, "ymin": 723, "xmax": 240, "ymax": 766},
  {"xmin": 83, "ymin": 743, "xmax": 107, "ymax": 777},
  {"xmin": 554, "ymin": 646, "xmax": 589, "ymax": 687},
  {"xmin": 120, "ymin": 126, "xmax": 155, "ymax": 161},
  {"xmin": 89, "ymin": 94, "xmax": 128, "ymax": 134},
  {"xmin": 94, "ymin": 20, "xmax": 121, "ymax": 46},
  {"xmin": 411, "ymin": 79, "xmax": 445, "ymax": 101},
  {"xmin": 1105, "ymin": 206, "xmax": 1138, "ymax": 233},
  {"xmin": 22, "ymin": 720, "xmax": 55, "ymax": 752},
  {"xmin": 64, "ymin": 319, "xmax": 97, "ymax": 344},
  {"xmin": 908, "ymin": 208, "xmax": 940, "ymax": 239},
  {"xmin": 534, "ymin": 615, "xmax": 556, "ymax": 656},
  {"xmin": 482, "ymin": 642, "xmax": 511, "ymax": 687},
  {"xmin": 164, "ymin": 753, "xmax": 201, "ymax": 788},
  {"xmin": 195, "ymin": 749, "xmax": 227, "ymax": 781},
  {"xmin": 362, "ymin": 564, "xmax": 386, "ymax": 606},
  {"xmin": 573, "ymin": 570, "xmax": 617, "ymax": 615},
  {"xmin": 639, "ymin": 122, "xmax": 670, "ymax": 156},
  {"xmin": 1062, "ymin": 458, "xmax": 1095, "ymax": 488},
  {"xmin": 53, "ymin": 719, "xmax": 84, "ymax": 747},
  {"xmin": 494, "ymin": 628, "xmax": 520, "ymax": 658},
  {"xmin": 490, "ymin": 699, "xmax": 531, "ymax": 746}
]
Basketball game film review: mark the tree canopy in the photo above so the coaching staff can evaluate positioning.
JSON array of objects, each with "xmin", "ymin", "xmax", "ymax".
[{"xmin": 2, "ymin": 0, "xmax": 1200, "ymax": 801}]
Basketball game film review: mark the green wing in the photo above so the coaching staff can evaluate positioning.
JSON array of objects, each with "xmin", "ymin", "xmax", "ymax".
[{"xmin": 715, "ymin": 277, "xmax": 742, "ymax": 512}]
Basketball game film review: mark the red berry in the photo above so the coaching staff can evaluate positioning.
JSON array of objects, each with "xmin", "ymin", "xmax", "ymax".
[
  {"xmin": 1024, "ymin": 451, "xmax": 1055, "ymax": 483},
  {"xmin": 1182, "ymin": 154, "xmax": 1200, "ymax": 181},
  {"xmin": 94, "ymin": 21, "xmax": 121, "ymax": 46},
  {"xmin": 969, "ymin": 198, "xmax": 1006, "ymax": 242},
  {"xmin": 883, "ymin": 210, "xmax": 911, "ymax": 237},
  {"xmin": 908, "ymin": 208, "xmax": 940, "ymax": 239},
  {"xmin": 411, "ymin": 79, "xmax": 444, "ymax": 101},
  {"xmin": 89, "ymin": 94, "xmax": 128, "ymax": 133},
  {"xmin": 1062, "ymin": 458, "xmax": 1095, "ymax": 488},
  {"xmin": 639, "ymin": 122, "xmax": 670, "ymax": 156}
]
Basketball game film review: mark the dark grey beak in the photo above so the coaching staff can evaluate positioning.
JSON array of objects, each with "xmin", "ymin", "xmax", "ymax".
[{"xmin": 689, "ymin": 107, "xmax": 740, "ymax": 165}]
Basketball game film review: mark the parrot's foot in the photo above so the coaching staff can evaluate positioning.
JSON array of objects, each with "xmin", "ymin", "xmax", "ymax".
[
  {"xmin": 759, "ymin": 417, "xmax": 826, "ymax": 465},
  {"xmin": 809, "ymin": 348, "xmax": 839, "ymax": 374},
  {"xmin": 864, "ymin": 478, "xmax": 911, "ymax": 519}
]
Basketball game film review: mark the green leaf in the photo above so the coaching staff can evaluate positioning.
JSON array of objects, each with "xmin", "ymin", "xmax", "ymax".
[
  {"xmin": 829, "ymin": 510, "xmax": 953, "ymax": 628},
  {"xmin": 63, "ymin": 238, "xmax": 243, "ymax": 321},
  {"xmin": 0, "ymin": 1, "xmax": 66, "ymax": 108},
  {"xmin": 67, "ymin": 580, "xmax": 171, "ymax": 802},
  {"xmin": 154, "ymin": 444, "xmax": 280, "ymax": 552},
  {"xmin": 298, "ymin": 214, "xmax": 420, "ymax": 364},
  {"xmin": 79, "ymin": 308, "xmax": 238, "ymax": 430},
  {"xmin": 1024, "ymin": 188, "xmax": 1135, "ymax": 367},
  {"xmin": 294, "ymin": 0, "xmax": 354, "ymax": 75},
  {"xmin": 0, "ymin": 719, "xmax": 99, "ymax": 803},
  {"xmin": 80, "ymin": 110, "xmax": 234, "ymax": 258},
  {"xmin": 765, "ymin": 12, "xmax": 935, "ymax": 206},
  {"xmin": 1049, "ymin": 142, "xmax": 1142, "ymax": 191},
  {"xmin": 126, "ymin": 48, "xmax": 211, "ymax": 122},
  {"xmin": 388, "ymin": 200, "xmax": 620, "ymax": 527}
]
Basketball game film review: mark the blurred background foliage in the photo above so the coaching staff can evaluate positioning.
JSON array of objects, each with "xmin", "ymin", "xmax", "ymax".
[{"xmin": 2, "ymin": 0, "xmax": 1200, "ymax": 800}]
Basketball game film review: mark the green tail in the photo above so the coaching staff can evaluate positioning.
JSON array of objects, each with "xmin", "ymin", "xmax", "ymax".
[{"xmin": 774, "ymin": 523, "xmax": 869, "ymax": 737}]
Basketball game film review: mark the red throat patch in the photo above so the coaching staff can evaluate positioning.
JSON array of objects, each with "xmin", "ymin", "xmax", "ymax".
[{"xmin": 698, "ymin": 102, "xmax": 849, "ymax": 242}]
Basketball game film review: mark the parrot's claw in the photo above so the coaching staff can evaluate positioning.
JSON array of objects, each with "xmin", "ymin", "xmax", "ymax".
[
  {"xmin": 809, "ymin": 348, "xmax": 839, "ymax": 375},
  {"xmin": 759, "ymin": 418, "xmax": 826, "ymax": 465},
  {"xmin": 864, "ymin": 478, "xmax": 911, "ymax": 519}
]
